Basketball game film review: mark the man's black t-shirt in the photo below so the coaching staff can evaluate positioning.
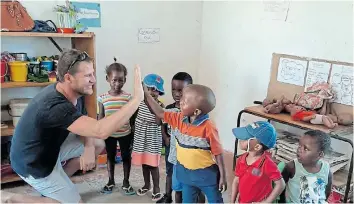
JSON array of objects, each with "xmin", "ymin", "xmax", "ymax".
[{"xmin": 10, "ymin": 84, "xmax": 83, "ymax": 179}]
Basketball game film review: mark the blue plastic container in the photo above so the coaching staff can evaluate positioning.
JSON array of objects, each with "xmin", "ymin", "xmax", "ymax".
[{"xmin": 40, "ymin": 61, "xmax": 54, "ymax": 71}]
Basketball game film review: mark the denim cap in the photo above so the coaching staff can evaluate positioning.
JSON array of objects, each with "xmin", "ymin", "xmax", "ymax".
[
  {"xmin": 143, "ymin": 74, "xmax": 165, "ymax": 96},
  {"xmin": 232, "ymin": 121, "xmax": 277, "ymax": 149}
]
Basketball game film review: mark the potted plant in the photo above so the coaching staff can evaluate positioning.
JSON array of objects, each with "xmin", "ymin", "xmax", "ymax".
[{"xmin": 53, "ymin": 0, "xmax": 77, "ymax": 33}]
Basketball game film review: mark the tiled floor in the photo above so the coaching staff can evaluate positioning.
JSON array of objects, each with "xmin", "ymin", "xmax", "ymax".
[{"xmin": 2, "ymin": 155, "xmax": 234, "ymax": 203}]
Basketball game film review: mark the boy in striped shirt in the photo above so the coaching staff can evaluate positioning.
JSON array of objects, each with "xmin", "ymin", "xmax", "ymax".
[{"xmin": 145, "ymin": 84, "xmax": 227, "ymax": 203}]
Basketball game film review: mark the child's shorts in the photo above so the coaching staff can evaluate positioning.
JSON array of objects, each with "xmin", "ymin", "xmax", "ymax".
[{"xmin": 172, "ymin": 165, "xmax": 183, "ymax": 191}]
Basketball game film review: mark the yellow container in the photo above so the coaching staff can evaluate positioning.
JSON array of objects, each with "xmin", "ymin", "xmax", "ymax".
[{"xmin": 9, "ymin": 61, "xmax": 28, "ymax": 82}]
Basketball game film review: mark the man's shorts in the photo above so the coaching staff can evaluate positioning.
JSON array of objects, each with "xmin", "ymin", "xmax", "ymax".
[
  {"xmin": 172, "ymin": 165, "xmax": 183, "ymax": 192},
  {"xmin": 19, "ymin": 133, "xmax": 84, "ymax": 203}
]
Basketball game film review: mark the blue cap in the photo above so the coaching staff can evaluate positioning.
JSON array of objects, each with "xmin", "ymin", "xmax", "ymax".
[
  {"xmin": 232, "ymin": 121, "xmax": 277, "ymax": 149},
  {"xmin": 143, "ymin": 74, "xmax": 165, "ymax": 96}
]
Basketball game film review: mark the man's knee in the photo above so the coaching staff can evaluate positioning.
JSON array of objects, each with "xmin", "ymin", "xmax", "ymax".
[{"xmin": 94, "ymin": 139, "xmax": 105, "ymax": 156}]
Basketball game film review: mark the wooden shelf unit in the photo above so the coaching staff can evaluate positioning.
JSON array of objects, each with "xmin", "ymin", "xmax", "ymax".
[
  {"xmin": 0, "ymin": 32, "xmax": 94, "ymax": 38},
  {"xmin": 0, "ymin": 32, "xmax": 97, "ymax": 184},
  {"xmin": 243, "ymin": 105, "xmax": 351, "ymax": 136},
  {"xmin": 1, "ymin": 121, "xmax": 14, "ymax": 137},
  {"xmin": 1, "ymin": 173, "xmax": 22, "ymax": 184},
  {"xmin": 1, "ymin": 81, "xmax": 55, "ymax": 89}
]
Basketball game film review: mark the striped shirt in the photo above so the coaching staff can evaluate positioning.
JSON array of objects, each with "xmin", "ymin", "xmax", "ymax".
[
  {"xmin": 164, "ymin": 112, "xmax": 223, "ymax": 186},
  {"xmin": 97, "ymin": 91, "xmax": 132, "ymax": 138}
]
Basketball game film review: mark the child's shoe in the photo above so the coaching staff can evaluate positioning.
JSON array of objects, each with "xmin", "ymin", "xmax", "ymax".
[
  {"xmin": 156, "ymin": 194, "xmax": 173, "ymax": 203},
  {"xmin": 152, "ymin": 193, "xmax": 164, "ymax": 202},
  {"xmin": 100, "ymin": 184, "xmax": 115, "ymax": 194},
  {"xmin": 122, "ymin": 185, "xmax": 136, "ymax": 195}
]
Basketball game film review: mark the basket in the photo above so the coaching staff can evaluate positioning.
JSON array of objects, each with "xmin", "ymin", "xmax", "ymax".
[{"xmin": 9, "ymin": 98, "xmax": 31, "ymax": 127}]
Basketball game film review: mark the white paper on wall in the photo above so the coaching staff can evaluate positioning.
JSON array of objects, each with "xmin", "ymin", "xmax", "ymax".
[
  {"xmin": 277, "ymin": 57, "xmax": 307, "ymax": 86},
  {"xmin": 262, "ymin": 0, "xmax": 290, "ymax": 21},
  {"xmin": 329, "ymin": 64, "xmax": 354, "ymax": 106},
  {"xmin": 304, "ymin": 61, "xmax": 331, "ymax": 90},
  {"xmin": 138, "ymin": 28, "xmax": 160, "ymax": 43}
]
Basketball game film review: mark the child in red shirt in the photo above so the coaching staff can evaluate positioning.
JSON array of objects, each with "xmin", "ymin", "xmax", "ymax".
[{"xmin": 231, "ymin": 121, "xmax": 285, "ymax": 203}]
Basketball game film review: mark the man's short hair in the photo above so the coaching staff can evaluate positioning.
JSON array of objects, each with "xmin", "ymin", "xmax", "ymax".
[{"xmin": 57, "ymin": 49, "xmax": 92, "ymax": 82}]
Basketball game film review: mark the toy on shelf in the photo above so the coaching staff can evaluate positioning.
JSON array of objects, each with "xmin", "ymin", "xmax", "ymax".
[
  {"xmin": 262, "ymin": 96, "xmax": 291, "ymax": 114},
  {"xmin": 261, "ymin": 82, "xmax": 353, "ymax": 128},
  {"xmin": 284, "ymin": 103, "xmax": 337, "ymax": 129}
]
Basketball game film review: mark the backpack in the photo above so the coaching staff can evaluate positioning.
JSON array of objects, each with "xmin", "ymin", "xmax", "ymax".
[{"xmin": 293, "ymin": 82, "xmax": 334, "ymax": 110}]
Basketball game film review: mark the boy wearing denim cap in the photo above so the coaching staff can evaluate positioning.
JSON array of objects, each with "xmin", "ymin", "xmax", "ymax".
[{"xmin": 231, "ymin": 121, "xmax": 285, "ymax": 203}]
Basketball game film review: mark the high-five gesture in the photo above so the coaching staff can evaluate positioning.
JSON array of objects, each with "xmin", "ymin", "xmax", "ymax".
[{"xmin": 134, "ymin": 65, "xmax": 144, "ymax": 101}]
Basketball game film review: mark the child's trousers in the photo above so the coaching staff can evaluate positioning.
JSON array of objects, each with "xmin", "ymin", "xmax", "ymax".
[{"xmin": 182, "ymin": 183, "xmax": 223, "ymax": 203}]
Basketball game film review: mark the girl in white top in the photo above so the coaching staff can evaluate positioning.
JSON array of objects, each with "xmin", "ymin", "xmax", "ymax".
[{"xmin": 280, "ymin": 130, "xmax": 332, "ymax": 203}]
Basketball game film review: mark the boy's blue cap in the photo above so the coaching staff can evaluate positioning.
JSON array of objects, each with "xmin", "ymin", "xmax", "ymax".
[
  {"xmin": 232, "ymin": 121, "xmax": 276, "ymax": 149},
  {"xmin": 143, "ymin": 74, "xmax": 165, "ymax": 96}
]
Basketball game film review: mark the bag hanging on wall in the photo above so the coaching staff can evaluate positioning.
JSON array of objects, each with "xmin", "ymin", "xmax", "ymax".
[{"xmin": 1, "ymin": 1, "xmax": 35, "ymax": 32}]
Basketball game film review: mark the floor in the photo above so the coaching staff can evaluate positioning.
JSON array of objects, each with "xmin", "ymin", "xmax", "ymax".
[{"xmin": 1, "ymin": 155, "xmax": 234, "ymax": 203}]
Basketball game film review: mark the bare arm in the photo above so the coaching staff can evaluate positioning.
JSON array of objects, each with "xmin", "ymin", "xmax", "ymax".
[
  {"xmin": 231, "ymin": 176, "xmax": 239, "ymax": 203},
  {"xmin": 155, "ymin": 102, "xmax": 164, "ymax": 125},
  {"xmin": 161, "ymin": 124, "xmax": 170, "ymax": 146},
  {"xmin": 279, "ymin": 161, "xmax": 295, "ymax": 203},
  {"xmin": 215, "ymin": 154, "xmax": 227, "ymax": 192},
  {"xmin": 130, "ymin": 109, "xmax": 138, "ymax": 135},
  {"xmin": 82, "ymin": 102, "xmax": 105, "ymax": 147},
  {"xmin": 262, "ymin": 179, "xmax": 286, "ymax": 203},
  {"xmin": 325, "ymin": 170, "xmax": 333, "ymax": 200},
  {"xmin": 68, "ymin": 66, "xmax": 144, "ymax": 139},
  {"xmin": 143, "ymin": 87, "xmax": 164, "ymax": 119}
]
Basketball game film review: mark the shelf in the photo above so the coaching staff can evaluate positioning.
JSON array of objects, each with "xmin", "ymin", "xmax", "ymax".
[
  {"xmin": 1, "ymin": 121, "xmax": 14, "ymax": 137},
  {"xmin": 333, "ymin": 169, "xmax": 353, "ymax": 188},
  {"xmin": 0, "ymin": 32, "xmax": 94, "ymax": 38},
  {"xmin": 1, "ymin": 173, "xmax": 22, "ymax": 184},
  {"xmin": 244, "ymin": 105, "xmax": 352, "ymax": 135},
  {"xmin": 1, "ymin": 81, "xmax": 55, "ymax": 89}
]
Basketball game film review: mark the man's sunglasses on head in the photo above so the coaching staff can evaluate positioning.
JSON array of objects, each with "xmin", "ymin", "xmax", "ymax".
[{"xmin": 67, "ymin": 51, "xmax": 89, "ymax": 72}]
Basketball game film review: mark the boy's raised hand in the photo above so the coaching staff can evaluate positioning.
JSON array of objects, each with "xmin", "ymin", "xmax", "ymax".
[{"xmin": 134, "ymin": 65, "xmax": 144, "ymax": 101}]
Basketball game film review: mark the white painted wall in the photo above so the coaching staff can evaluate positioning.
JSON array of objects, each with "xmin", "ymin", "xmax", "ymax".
[
  {"xmin": 198, "ymin": 1, "xmax": 353, "ymax": 154},
  {"xmin": 1, "ymin": 1, "xmax": 202, "ymax": 120},
  {"xmin": 1, "ymin": 1, "xmax": 352, "ymax": 159}
]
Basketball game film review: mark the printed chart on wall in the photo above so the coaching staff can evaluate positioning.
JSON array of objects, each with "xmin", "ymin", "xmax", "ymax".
[
  {"xmin": 329, "ymin": 64, "xmax": 354, "ymax": 106},
  {"xmin": 277, "ymin": 57, "xmax": 307, "ymax": 86},
  {"xmin": 304, "ymin": 61, "xmax": 331, "ymax": 90},
  {"xmin": 70, "ymin": 2, "xmax": 101, "ymax": 27}
]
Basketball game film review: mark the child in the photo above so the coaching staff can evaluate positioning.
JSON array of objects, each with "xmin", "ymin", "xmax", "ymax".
[
  {"xmin": 144, "ymin": 84, "xmax": 227, "ymax": 203},
  {"xmin": 231, "ymin": 121, "xmax": 285, "ymax": 203},
  {"xmin": 157, "ymin": 72, "xmax": 205, "ymax": 203},
  {"xmin": 132, "ymin": 73, "xmax": 165, "ymax": 202},
  {"xmin": 280, "ymin": 130, "xmax": 333, "ymax": 203},
  {"xmin": 98, "ymin": 58, "xmax": 136, "ymax": 195}
]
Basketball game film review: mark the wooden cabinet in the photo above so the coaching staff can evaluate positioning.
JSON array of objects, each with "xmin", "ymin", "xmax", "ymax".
[{"xmin": 0, "ymin": 32, "xmax": 97, "ymax": 184}]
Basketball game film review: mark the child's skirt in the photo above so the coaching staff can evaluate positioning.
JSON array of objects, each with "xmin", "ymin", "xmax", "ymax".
[{"xmin": 132, "ymin": 102, "xmax": 162, "ymax": 167}]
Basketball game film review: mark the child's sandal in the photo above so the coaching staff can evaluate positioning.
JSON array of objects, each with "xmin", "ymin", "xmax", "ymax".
[
  {"xmin": 137, "ymin": 188, "xmax": 151, "ymax": 196},
  {"xmin": 152, "ymin": 193, "xmax": 163, "ymax": 202},
  {"xmin": 122, "ymin": 185, "xmax": 136, "ymax": 195},
  {"xmin": 100, "ymin": 184, "xmax": 115, "ymax": 194}
]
